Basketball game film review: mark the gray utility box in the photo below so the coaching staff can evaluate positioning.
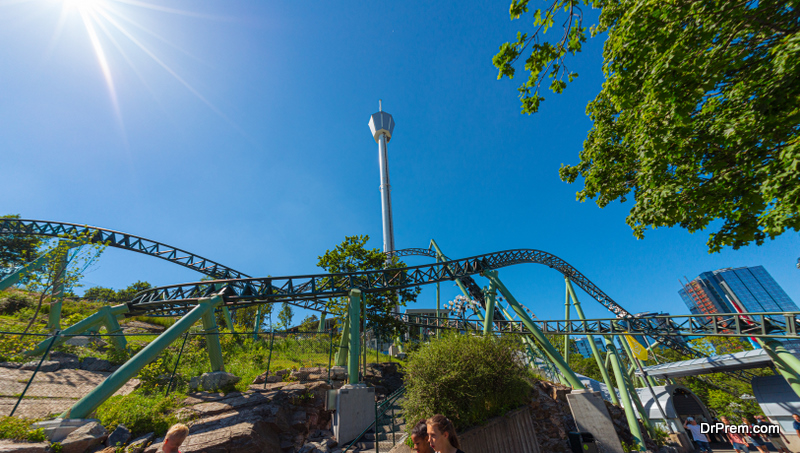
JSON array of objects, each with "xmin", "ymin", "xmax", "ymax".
[{"xmin": 331, "ymin": 384, "xmax": 376, "ymax": 445}]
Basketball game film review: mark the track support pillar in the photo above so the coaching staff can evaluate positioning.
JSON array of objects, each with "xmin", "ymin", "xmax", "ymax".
[
  {"xmin": 202, "ymin": 304, "xmax": 225, "ymax": 372},
  {"xmin": 605, "ymin": 336, "xmax": 644, "ymax": 451},
  {"xmin": 484, "ymin": 270, "xmax": 585, "ymax": 390},
  {"xmin": 221, "ymin": 306, "xmax": 235, "ymax": 333},
  {"xmin": 62, "ymin": 295, "xmax": 223, "ymax": 419},
  {"xmin": 27, "ymin": 304, "xmax": 129, "ymax": 356},
  {"xmin": 760, "ymin": 338, "xmax": 800, "ymax": 399},
  {"xmin": 348, "ymin": 289, "xmax": 362, "ymax": 384},
  {"xmin": 252, "ymin": 305, "xmax": 262, "ymax": 341},
  {"xmin": 482, "ymin": 283, "xmax": 496, "ymax": 336},
  {"xmin": 565, "ymin": 278, "xmax": 619, "ymax": 405},
  {"xmin": 336, "ymin": 315, "xmax": 350, "ymax": 367}
]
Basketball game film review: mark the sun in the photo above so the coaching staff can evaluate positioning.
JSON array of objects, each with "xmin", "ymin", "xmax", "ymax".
[{"xmin": 62, "ymin": 0, "xmax": 104, "ymax": 12}]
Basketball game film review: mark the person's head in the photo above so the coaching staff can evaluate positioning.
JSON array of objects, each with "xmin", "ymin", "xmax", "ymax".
[
  {"xmin": 426, "ymin": 414, "xmax": 460, "ymax": 451},
  {"xmin": 411, "ymin": 420, "xmax": 433, "ymax": 453},
  {"xmin": 162, "ymin": 423, "xmax": 189, "ymax": 453},
  {"xmin": 721, "ymin": 416, "xmax": 730, "ymax": 424},
  {"xmin": 743, "ymin": 417, "xmax": 751, "ymax": 425},
  {"xmin": 756, "ymin": 415, "xmax": 765, "ymax": 422},
  {"xmin": 794, "ymin": 413, "xmax": 800, "ymax": 422},
  {"xmin": 686, "ymin": 417, "xmax": 696, "ymax": 425}
]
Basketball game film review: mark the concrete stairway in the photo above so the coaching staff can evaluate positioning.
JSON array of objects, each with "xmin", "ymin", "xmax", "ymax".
[{"xmin": 333, "ymin": 397, "xmax": 407, "ymax": 453}]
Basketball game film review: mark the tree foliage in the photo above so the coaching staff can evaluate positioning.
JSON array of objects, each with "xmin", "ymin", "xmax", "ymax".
[
  {"xmin": 494, "ymin": 0, "xmax": 800, "ymax": 252},
  {"xmin": 317, "ymin": 235, "xmax": 420, "ymax": 340},
  {"xmin": 277, "ymin": 302, "xmax": 294, "ymax": 331},
  {"xmin": 0, "ymin": 214, "xmax": 42, "ymax": 269},
  {"xmin": 84, "ymin": 280, "xmax": 152, "ymax": 303}
]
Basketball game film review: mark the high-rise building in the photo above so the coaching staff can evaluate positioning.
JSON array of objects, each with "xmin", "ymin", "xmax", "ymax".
[
  {"xmin": 679, "ymin": 265, "xmax": 798, "ymax": 315},
  {"xmin": 575, "ymin": 336, "xmax": 606, "ymax": 358}
]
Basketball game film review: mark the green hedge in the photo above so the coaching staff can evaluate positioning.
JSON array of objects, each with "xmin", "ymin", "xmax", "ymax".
[{"xmin": 401, "ymin": 333, "xmax": 535, "ymax": 432}]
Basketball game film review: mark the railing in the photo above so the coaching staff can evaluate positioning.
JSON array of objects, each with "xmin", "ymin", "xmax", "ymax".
[{"xmin": 342, "ymin": 385, "xmax": 406, "ymax": 453}]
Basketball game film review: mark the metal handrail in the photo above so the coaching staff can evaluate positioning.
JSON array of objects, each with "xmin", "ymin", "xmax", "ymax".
[{"xmin": 342, "ymin": 386, "xmax": 406, "ymax": 453}]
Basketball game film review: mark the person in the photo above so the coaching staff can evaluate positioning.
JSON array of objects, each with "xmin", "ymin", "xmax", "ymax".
[
  {"xmin": 426, "ymin": 414, "xmax": 465, "ymax": 453},
  {"xmin": 411, "ymin": 419, "xmax": 434, "ymax": 453},
  {"xmin": 755, "ymin": 415, "xmax": 791, "ymax": 453},
  {"xmin": 721, "ymin": 416, "xmax": 749, "ymax": 453},
  {"xmin": 162, "ymin": 423, "xmax": 189, "ymax": 453},
  {"xmin": 794, "ymin": 413, "xmax": 800, "ymax": 438},
  {"xmin": 743, "ymin": 417, "xmax": 769, "ymax": 453},
  {"xmin": 684, "ymin": 417, "xmax": 712, "ymax": 453}
]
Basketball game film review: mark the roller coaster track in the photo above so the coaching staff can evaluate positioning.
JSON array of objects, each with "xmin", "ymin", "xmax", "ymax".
[
  {"xmin": 128, "ymin": 248, "xmax": 700, "ymax": 359},
  {"xmin": 0, "ymin": 219, "xmax": 250, "ymax": 281}
]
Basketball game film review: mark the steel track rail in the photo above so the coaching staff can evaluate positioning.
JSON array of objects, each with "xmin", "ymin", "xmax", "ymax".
[{"xmin": 0, "ymin": 219, "xmax": 250, "ymax": 280}]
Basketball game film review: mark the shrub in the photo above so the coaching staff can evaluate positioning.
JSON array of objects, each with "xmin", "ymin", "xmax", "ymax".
[
  {"xmin": 401, "ymin": 333, "xmax": 535, "ymax": 432},
  {"xmin": 0, "ymin": 293, "xmax": 33, "ymax": 315},
  {"xmin": 0, "ymin": 416, "xmax": 46, "ymax": 442},
  {"xmin": 95, "ymin": 392, "xmax": 186, "ymax": 436}
]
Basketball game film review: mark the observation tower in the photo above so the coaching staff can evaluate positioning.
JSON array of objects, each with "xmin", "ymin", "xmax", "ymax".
[{"xmin": 368, "ymin": 101, "xmax": 396, "ymax": 256}]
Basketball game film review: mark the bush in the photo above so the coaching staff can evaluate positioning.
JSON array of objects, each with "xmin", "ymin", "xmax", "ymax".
[
  {"xmin": 0, "ymin": 293, "xmax": 33, "ymax": 315},
  {"xmin": 0, "ymin": 416, "xmax": 46, "ymax": 442},
  {"xmin": 95, "ymin": 392, "xmax": 186, "ymax": 436},
  {"xmin": 401, "ymin": 333, "xmax": 535, "ymax": 432}
]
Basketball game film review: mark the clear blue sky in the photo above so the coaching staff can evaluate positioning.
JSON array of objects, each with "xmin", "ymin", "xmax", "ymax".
[{"xmin": 2, "ymin": 0, "xmax": 798, "ymax": 325}]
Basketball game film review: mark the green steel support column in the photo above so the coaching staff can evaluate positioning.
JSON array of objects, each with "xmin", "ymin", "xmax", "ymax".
[
  {"xmin": 63, "ymin": 295, "xmax": 223, "ymax": 419},
  {"xmin": 221, "ymin": 306, "xmax": 235, "ymax": 333},
  {"xmin": 565, "ymin": 278, "xmax": 619, "ymax": 405},
  {"xmin": 482, "ymin": 283, "xmax": 496, "ymax": 336},
  {"xmin": 47, "ymin": 250, "xmax": 70, "ymax": 331},
  {"xmin": 335, "ymin": 315, "xmax": 350, "ymax": 366},
  {"xmin": 495, "ymin": 303, "xmax": 561, "ymax": 382},
  {"xmin": 100, "ymin": 305, "xmax": 126, "ymax": 351},
  {"xmin": 201, "ymin": 306, "xmax": 225, "ymax": 372},
  {"xmin": 319, "ymin": 312, "xmax": 327, "ymax": 332},
  {"xmin": 564, "ymin": 282, "xmax": 570, "ymax": 367},
  {"xmin": 429, "ymin": 239, "xmax": 472, "ymax": 301},
  {"xmin": 348, "ymin": 289, "xmax": 362, "ymax": 384},
  {"xmin": 0, "ymin": 254, "xmax": 51, "ymax": 291},
  {"xmin": 759, "ymin": 338, "xmax": 800, "ymax": 398},
  {"xmin": 253, "ymin": 305, "xmax": 263, "ymax": 341},
  {"xmin": 605, "ymin": 336, "xmax": 645, "ymax": 451},
  {"xmin": 484, "ymin": 270, "xmax": 585, "ymax": 390},
  {"xmin": 27, "ymin": 304, "xmax": 129, "ymax": 356},
  {"xmin": 616, "ymin": 335, "xmax": 655, "ymax": 438}
]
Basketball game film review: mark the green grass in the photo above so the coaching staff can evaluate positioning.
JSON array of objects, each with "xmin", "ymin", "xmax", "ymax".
[
  {"xmin": 95, "ymin": 391, "xmax": 187, "ymax": 437},
  {"xmin": 0, "ymin": 416, "xmax": 46, "ymax": 442}
]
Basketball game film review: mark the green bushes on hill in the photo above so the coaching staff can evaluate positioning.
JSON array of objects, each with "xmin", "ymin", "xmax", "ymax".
[{"xmin": 401, "ymin": 332, "xmax": 536, "ymax": 432}]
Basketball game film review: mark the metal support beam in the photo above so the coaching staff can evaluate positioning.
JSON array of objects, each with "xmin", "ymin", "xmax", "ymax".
[
  {"xmin": 335, "ymin": 315, "xmax": 350, "ymax": 367},
  {"xmin": 253, "ymin": 305, "xmax": 262, "ymax": 341},
  {"xmin": 348, "ymin": 289, "xmax": 362, "ymax": 384},
  {"xmin": 616, "ymin": 334, "xmax": 656, "ymax": 438},
  {"xmin": 565, "ymin": 278, "xmax": 619, "ymax": 405},
  {"xmin": 62, "ymin": 295, "xmax": 223, "ymax": 419},
  {"xmin": 48, "ymin": 250, "xmax": 70, "ymax": 331},
  {"xmin": 484, "ymin": 270, "xmax": 585, "ymax": 390},
  {"xmin": 605, "ymin": 336, "xmax": 645, "ymax": 450},
  {"xmin": 319, "ymin": 311, "xmax": 327, "ymax": 332},
  {"xmin": 483, "ymin": 283, "xmax": 496, "ymax": 336},
  {"xmin": 759, "ymin": 338, "xmax": 800, "ymax": 399},
  {"xmin": 27, "ymin": 304, "xmax": 129, "ymax": 356},
  {"xmin": 221, "ymin": 306, "xmax": 235, "ymax": 333},
  {"xmin": 100, "ymin": 305, "xmax": 126, "ymax": 351},
  {"xmin": 564, "ymin": 282, "xmax": 570, "ymax": 367},
  {"xmin": 201, "ymin": 303, "xmax": 225, "ymax": 372}
]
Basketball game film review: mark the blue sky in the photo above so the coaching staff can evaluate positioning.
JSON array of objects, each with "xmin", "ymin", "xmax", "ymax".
[{"xmin": 2, "ymin": 0, "xmax": 798, "ymax": 326}]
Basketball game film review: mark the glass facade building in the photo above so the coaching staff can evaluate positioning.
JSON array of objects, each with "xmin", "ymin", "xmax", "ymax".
[
  {"xmin": 575, "ymin": 336, "xmax": 606, "ymax": 358},
  {"xmin": 679, "ymin": 265, "xmax": 798, "ymax": 315}
]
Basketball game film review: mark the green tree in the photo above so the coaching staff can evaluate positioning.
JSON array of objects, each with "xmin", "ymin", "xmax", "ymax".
[
  {"xmin": 22, "ymin": 230, "xmax": 106, "ymax": 332},
  {"xmin": 277, "ymin": 302, "xmax": 293, "ymax": 331},
  {"xmin": 299, "ymin": 314, "xmax": 320, "ymax": 332},
  {"xmin": 494, "ymin": 0, "xmax": 800, "ymax": 252},
  {"xmin": 0, "ymin": 215, "xmax": 42, "ymax": 269},
  {"xmin": 317, "ymin": 235, "xmax": 420, "ymax": 340}
]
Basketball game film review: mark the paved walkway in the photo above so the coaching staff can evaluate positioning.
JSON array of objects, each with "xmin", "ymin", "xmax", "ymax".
[{"xmin": 0, "ymin": 367, "xmax": 138, "ymax": 418}]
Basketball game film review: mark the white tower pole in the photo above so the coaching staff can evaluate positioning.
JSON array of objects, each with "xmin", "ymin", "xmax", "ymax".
[{"xmin": 368, "ymin": 101, "xmax": 397, "ymax": 257}]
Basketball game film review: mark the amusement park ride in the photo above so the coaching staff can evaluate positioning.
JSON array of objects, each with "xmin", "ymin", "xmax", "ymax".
[{"xmin": 3, "ymin": 106, "xmax": 800, "ymax": 449}]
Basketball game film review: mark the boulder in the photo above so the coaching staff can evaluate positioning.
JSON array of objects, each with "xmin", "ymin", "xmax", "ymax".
[
  {"xmin": 0, "ymin": 440, "xmax": 49, "ymax": 453},
  {"xmin": 64, "ymin": 336, "xmax": 93, "ymax": 347},
  {"xmin": 0, "ymin": 362, "xmax": 22, "ymax": 369},
  {"xmin": 189, "ymin": 371, "xmax": 241, "ymax": 392},
  {"xmin": 105, "ymin": 424, "xmax": 131, "ymax": 448},
  {"xmin": 144, "ymin": 413, "xmax": 282, "ymax": 453},
  {"xmin": 19, "ymin": 360, "xmax": 60, "ymax": 372},
  {"xmin": 125, "ymin": 433, "xmax": 154, "ymax": 453},
  {"xmin": 80, "ymin": 357, "xmax": 114, "ymax": 372},
  {"xmin": 329, "ymin": 367, "xmax": 346, "ymax": 380},
  {"xmin": 60, "ymin": 421, "xmax": 108, "ymax": 453}
]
